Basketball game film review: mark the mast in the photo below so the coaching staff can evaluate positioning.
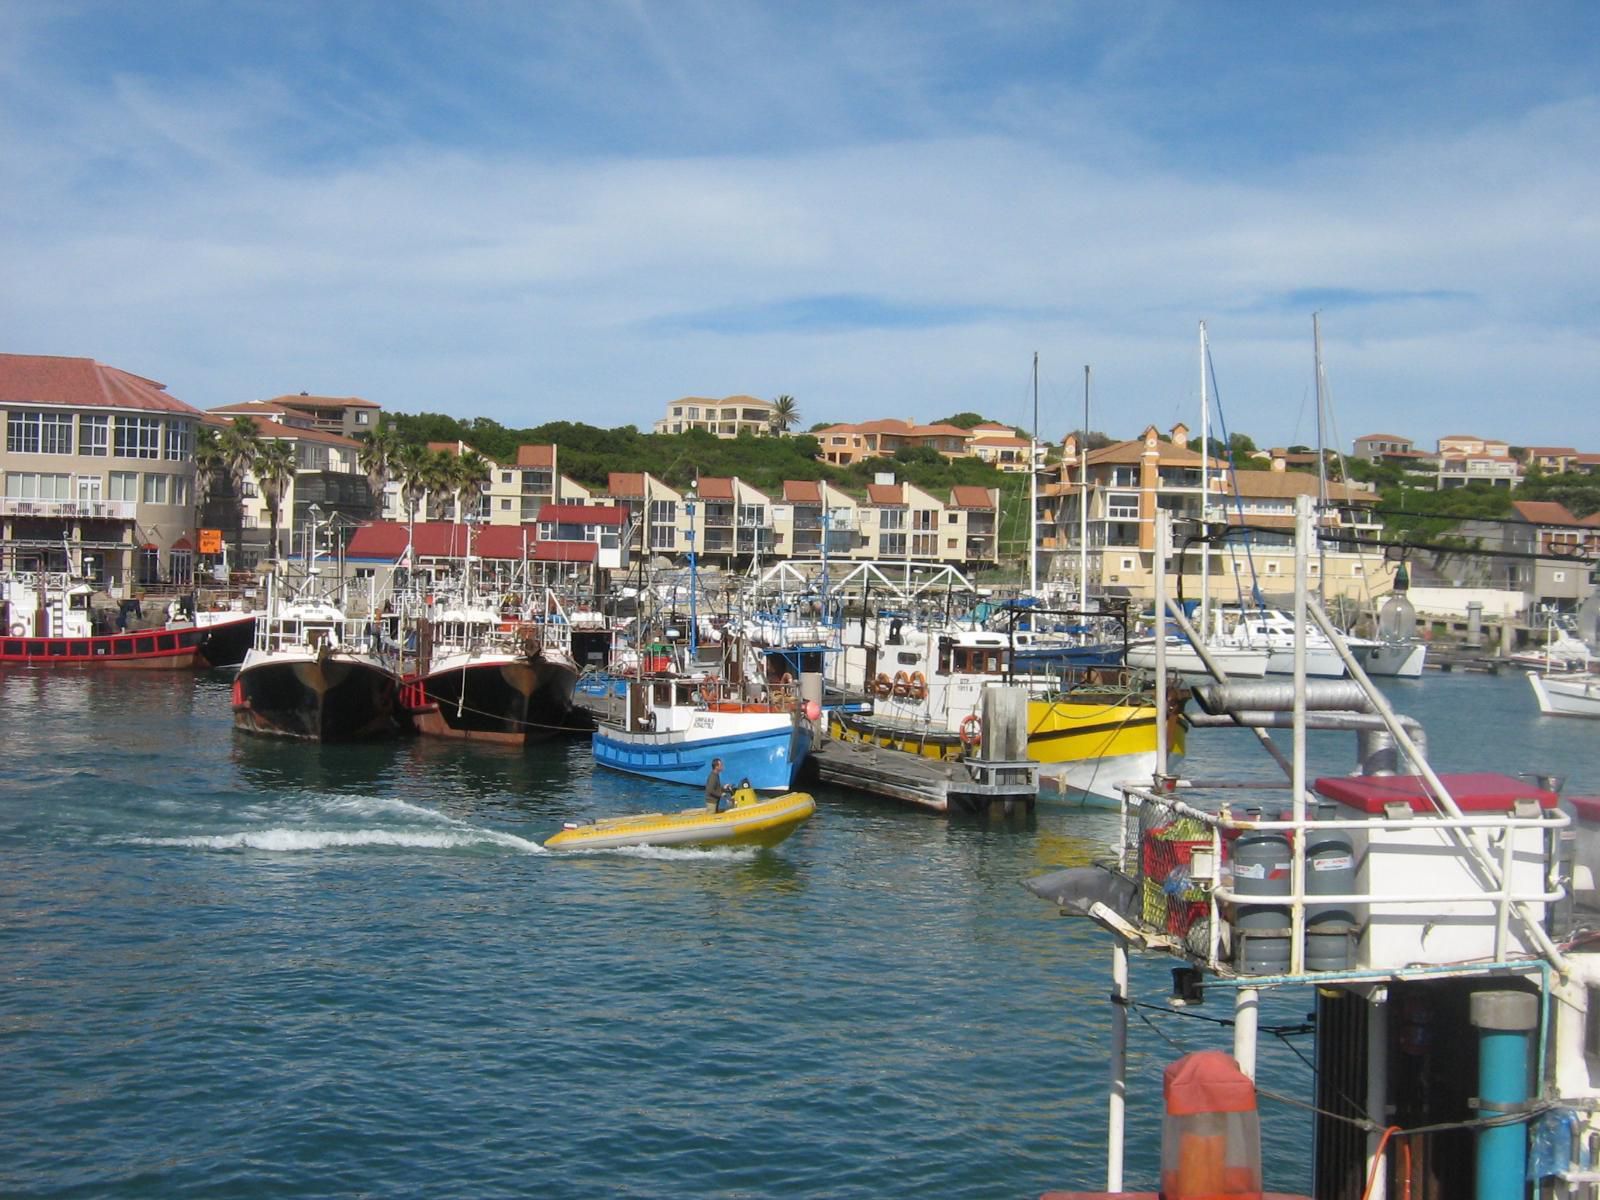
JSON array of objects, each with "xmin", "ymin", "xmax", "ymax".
[
  {"xmin": 1199, "ymin": 321, "xmax": 1210, "ymax": 640},
  {"xmin": 1080, "ymin": 365, "xmax": 1091, "ymax": 608},
  {"xmin": 1029, "ymin": 351, "xmax": 1039, "ymax": 596},
  {"xmin": 1312, "ymin": 312, "xmax": 1329, "ymax": 605}
]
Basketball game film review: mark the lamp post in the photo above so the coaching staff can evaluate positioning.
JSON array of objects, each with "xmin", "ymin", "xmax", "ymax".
[{"xmin": 684, "ymin": 489, "xmax": 698, "ymax": 659}]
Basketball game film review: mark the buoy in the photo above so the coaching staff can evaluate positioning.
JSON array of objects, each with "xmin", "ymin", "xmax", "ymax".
[
  {"xmin": 1159, "ymin": 1050, "xmax": 1262, "ymax": 1199},
  {"xmin": 907, "ymin": 670, "xmax": 927, "ymax": 701},
  {"xmin": 872, "ymin": 673, "xmax": 893, "ymax": 699},
  {"xmin": 804, "ymin": 699, "xmax": 821, "ymax": 721},
  {"xmin": 959, "ymin": 713, "xmax": 982, "ymax": 749},
  {"xmin": 892, "ymin": 670, "xmax": 910, "ymax": 698}
]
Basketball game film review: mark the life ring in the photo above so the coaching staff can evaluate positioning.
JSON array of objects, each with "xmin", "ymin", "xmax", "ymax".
[
  {"xmin": 959, "ymin": 714, "xmax": 982, "ymax": 749},
  {"xmin": 907, "ymin": 671, "xmax": 927, "ymax": 701},
  {"xmin": 8, "ymin": 622, "xmax": 23, "ymax": 637},
  {"xmin": 892, "ymin": 670, "xmax": 910, "ymax": 698},
  {"xmin": 872, "ymin": 673, "xmax": 893, "ymax": 699}
]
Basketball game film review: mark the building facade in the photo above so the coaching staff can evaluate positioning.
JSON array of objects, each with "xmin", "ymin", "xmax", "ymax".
[{"xmin": 652, "ymin": 395, "xmax": 782, "ymax": 438}]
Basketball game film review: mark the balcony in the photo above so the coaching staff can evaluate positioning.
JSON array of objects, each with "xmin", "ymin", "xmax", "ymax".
[{"xmin": 0, "ymin": 499, "xmax": 137, "ymax": 519}]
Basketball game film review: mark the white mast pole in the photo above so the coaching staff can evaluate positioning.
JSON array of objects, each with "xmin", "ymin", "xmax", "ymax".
[
  {"xmin": 1313, "ymin": 312, "xmax": 1329, "ymax": 606},
  {"xmin": 1080, "ymin": 365, "xmax": 1090, "ymax": 608},
  {"xmin": 1199, "ymin": 321, "xmax": 1210, "ymax": 641},
  {"xmin": 1029, "ymin": 351, "xmax": 1039, "ymax": 596}
]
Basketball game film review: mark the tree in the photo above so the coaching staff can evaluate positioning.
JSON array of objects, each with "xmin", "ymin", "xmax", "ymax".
[
  {"xmin": 253, "ymin": 439, "xmax": 297, "ymax": 561},
  {"xmin": 193, "ymin": 426, "xmax": 224, "ymax": 529},
  {"xmin": 453, "ymin": 449, "xmax": 493, "ymax": 521},
  {"xmin": 423, "ymin": 449, "xmax": 459, "ymax": 520},
  {"xmin": 217, "ymin": 416, "xmax": 262, "ymax": 566},
  {"xmin": 392, "ymin": 442, "xmax": 433, "ymax": 532},
  {"xmin": 769, "ymin": 395, "xmax": 799, "ymax": 435},
  {"xmin": 357, "ymin": 428, "xmax": 399, "ymax": 519}
]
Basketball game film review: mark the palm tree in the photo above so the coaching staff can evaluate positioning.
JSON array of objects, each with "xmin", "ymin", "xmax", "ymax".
[
  {"xmin": 392, "ymin": 442, "xmax": 432, "ymax": 531},
  {"xmin": 217, "ymin": 416, "xmax": 262, "ymax": 567},
  {"xmin": 453, "ymin": 450, "xmax": 492, "ymax": 522},
  {"xmin": 253, "ymin": 438, "xmax": 298, "ymax": 562},
  {"xmin": 193, "ymin": 426, "xmax": 223, "ymax": 526},
  {"xmin": 357, "ymin": 427, "xmax": 399, "ymax": 521},
  {"xmin": 769, "ymin": 395, "xmax": 798, "ymax": 435},
  {"xmin": 423, "ymin": 449, "xmax": 459, "ymax": 521}
]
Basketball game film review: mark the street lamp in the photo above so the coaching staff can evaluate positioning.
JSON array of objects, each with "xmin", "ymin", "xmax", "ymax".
[{"xmin": 684, "ymin": 488, "xmax": 698, "ymax": 659}]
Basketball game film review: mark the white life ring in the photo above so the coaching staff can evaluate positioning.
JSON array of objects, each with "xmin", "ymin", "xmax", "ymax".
[{"xmin": 8, "ymin": 623, "xmax": 23, "ymax": 637}]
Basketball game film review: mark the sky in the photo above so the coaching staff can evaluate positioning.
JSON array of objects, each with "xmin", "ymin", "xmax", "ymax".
[{"xmin": 2, "ymin": 2, "xmax": 1597, "ymax": 452}]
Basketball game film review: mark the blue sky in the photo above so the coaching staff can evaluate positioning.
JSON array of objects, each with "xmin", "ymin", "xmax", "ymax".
[{"xmin": 2, "ymin": 2, "xmax": 1596, "ymax": 451}]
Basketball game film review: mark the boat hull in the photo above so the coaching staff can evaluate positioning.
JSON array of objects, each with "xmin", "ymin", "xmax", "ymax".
[
  {"xmin": 1528, "ymin": 670, "xmax": 1600, "ymax": 719},
  {"xmin": 233, "ymin": 651, "xmax": 404, "ymax": 740},
  {"xmin": 545, "ymin": 792, "xmax": 816, "ymax": 851},
  {"xmin": 592, "ymin": 717, "xmax": 810, "ymax": 792},
  {"xmin": 1352, "ymin": 640, "xmax": 1427, "ymax": 678},
  {"xmin": 194, "ymin": 613, "xmax": 258, "ymax": 669},
  {"xmin": 1124, "ymin": 641, "xmax": 1269, "ymax": 681},
  {"xmin": 0, "ymin": 624, "xmax": 206, "ymax": 669},
  {"xmin": 404, "ymin": 655, "xmax": 580, "ymax": 744}
]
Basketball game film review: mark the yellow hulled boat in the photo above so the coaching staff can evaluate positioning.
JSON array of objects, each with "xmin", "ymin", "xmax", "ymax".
[{"xmin": 545, "ymin": 789, "xmax": 816, "ymax": 851}]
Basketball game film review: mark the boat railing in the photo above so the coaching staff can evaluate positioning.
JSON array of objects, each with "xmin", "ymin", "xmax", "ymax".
[{"xmin": 1114, "ymin": 781, "xmax": 1569, "ymax": 982}]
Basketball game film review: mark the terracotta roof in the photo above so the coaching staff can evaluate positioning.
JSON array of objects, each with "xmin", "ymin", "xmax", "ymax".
[
  {"xmin": 1088, "ymin": 436, "xmax": 1215, "ymax": 468},
  {"xmin": 267, "ymin": 393, "xmax": 380, "ymax": 409},
  {"xmin": 211, "ymin": 399, "xmax": 295, "ymax": 416},
  {"xmin": 692, "ymin": 477, "xmax": 735, "ymax": 501},
  {"xmin": 971, "ymin": 433, "xmax": 1030, "ymax": 448},
  {"xmin": 1524, "ymin": 446, "xmax": 1578, "ymax": 456},
  {"xmin": 0, "ymin": 353, "xmax": 201, "ymax": 416},
  {"xmin": 607, "ymin": 471, "xmax": 646, "ymax": 497},
  {"xmin": 346, "ymin": 522, "xmax": 534, "ymax": 561},
  {"xmin": 1511, "ymin": 500, "xmax": 1595, "ymax": 528},
  {"xmin": 201, "ymin": 412, "xmax": 362, "ymax": 449},
  {"xmin": 865, "ymin": 483, "xmax": 904, "ymax": 505},
  {"xmin": 538, "ymin": 504, "xmax": 626, "ymax": 527},
  {"xmin": 1229, "ymin": 470, "xmax": 1370, "ymax": 504},
  {"xmin": 949, "ymin": 485, "xmax": 996, "ymax": 509},
  {"xmin": 815, "ymin": 418, "xmax": 973, "ymax": 441},
  {"xmin": 515, "ymin": 444, "xmax": 555, "ymax": 468},
  {"xmin": 784, "ymin": 480, "xmax": 822, "ymax": 502},
  {"xmin": 673, "ymin": 394, "xmax": 771, "ymax": 408},
  {"xmin": 1355, "ymin": 433, "xmax": 1410, "ymax": 442}
]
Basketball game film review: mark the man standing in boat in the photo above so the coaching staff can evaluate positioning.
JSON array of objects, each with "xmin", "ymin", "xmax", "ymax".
[{"xmin": 704, "ymin": 758, "xmax": 729, "ymax": 811}]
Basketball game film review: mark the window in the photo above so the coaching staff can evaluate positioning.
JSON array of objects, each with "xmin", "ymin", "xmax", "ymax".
[
  {"xmin": 947, "ymin": 538, "xmax": 957, "ymax": 549},
  {"xmin": 500, "ymin": 498, "xmax": 512, "ymax": 511},
  {"xmin": 880, "ymin": 509, "xmax": 905, "ymax": 531},
  {"xmin": 164, "ymin": 421, "xmax": 191, "ymax": 461},
  {"xmin": 1121, "ymin": 557, "xmax": 1135, "ymax": 571},
  {"xmin": 142, "ymin": 474, "xmax": 169, "ymax": 504},
  {"xmin": 686, "ymin": 407, "xmax": 699, "ymax": 419},
  {"xmin": 355, "ymin": 411, "xmax": 370, "ymax": 425},
  {"xmin": 649, "ymin": 524, "xmax": 676, "ymax": 550},
  {"xmin": 79, "ymin": 415, "xmax": 109, "ymax": 456},
  {"xmin": 109, "ymin": 471, "xmax": 139, "ymax": 502},
  {"xmin": 114, "ymin": 416, "xmax": 162, "ymax": 459},
  {"xmin": 879, "ymin": 532, "xmax": 906, "ymax": 556},
  {"xmin": 649, "ymin": 499, "xmax": 677, "ymax": 527},
  {"xmin": 1265, "ymin": 561, "xmax": 1279, "ymax": 575},
  {"xmin": 913, "ymin": 510, "xmax": 936, "ymax": 531},
  {"xmin": 41, "ymin": 413, "xmax": 73, "ymax": 454},
  {"xmin": 7, "ymin": 411, "xmax": 40, "ymax": 453},
  {"xmin": 1108, "ymin": 492, "xmax": 1139, "ymax": 520},
  {"xmin": 4, "ymin": 472, "xmax": 71, "ymax": 499},
  {"xmin": 500, "ymin": 471, "xmax": 513, "ymax": 484},
  {"xmin": 948, "ymin": 512, "xmax": 958, "ymax": 524},
  {"xmin": 1553, "ymin": 570, "xmax": 1567, "ymax": 583},
  {"xmin": 737, "ymin": 504, "xmax": 765, "ymax": 527}
]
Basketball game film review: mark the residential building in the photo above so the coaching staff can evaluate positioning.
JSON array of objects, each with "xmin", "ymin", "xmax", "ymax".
[
  {"xmin": 652, "ymin": 395, "xmax": 783, "ymax": 437},
  {"xmin": 1352, "ymin": 433, "xmax": 1415, "ymax": 461},
  {"xmin": 1522, "ymin": 446, "xmax": 1581, "ymax": 475},
  {"xmin": 1043, "ymin": 424, "xmax": 1389, "ymax": 606},
  {"xmin": 811, "ymin": 419, "xmax": 972, "ymax": 467},
  {"xmin": 212, "ymin": 394, "xmax": 380, "ymax": 441},
  {"xmin": 967, "ymin": 422, "xmax": 1033, "ymax": 472},
  {"xmin": 773, "ymin": 480, "xmax": 858, "ymax": 559},
  {"xmin": 481, "ymin": 444, "xmax": 592, "ymax": 527},
  {"xmin": 1, "ymin": 353, "xmax": 203, "ymax": 588},
  {"xmin": 689, "ymin": 476, "xmax": 778, "ymax": 562},
  {"xmin": 1449, "ymin": 501, "xmax": 1600, "ymax": 613},
  {"xmin": 202, "ymin": 409, "xmax": 376, "ymax": 567},
  {"xmin": 1433, "ymin": 434, "xmax": 1522, "ymax": 489}
]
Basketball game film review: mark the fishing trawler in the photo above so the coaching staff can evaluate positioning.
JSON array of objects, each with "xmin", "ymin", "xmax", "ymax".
[{"xmin": 1028, "ymin": 500, "xmax": 1598, "ymax": 1200}]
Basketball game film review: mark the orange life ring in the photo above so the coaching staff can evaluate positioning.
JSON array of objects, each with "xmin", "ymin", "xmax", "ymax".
[
  {"xmin": 892, "ymin": 670, "xmax": 910, "ymax": 698},
  {"xmin": 959, "ymin": 713, "xmax": 982, "ymax": 749},
  {"xmin": 908, "ymin": 671, "xmax": 927, "ymax": 701},
  {"xmin": 872, "ymin": 673, "xmax": 893, "ymax": 699}
]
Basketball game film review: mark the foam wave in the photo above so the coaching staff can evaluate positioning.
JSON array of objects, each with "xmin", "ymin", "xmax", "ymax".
[
  {"xmin": 558, "ymin": 843, "xmax": 758, "ymax": 861},
  {"xmin": 129, "ymin": 827, "xmax": 547, "ymax": 854},
  {"xmin": 318, "ymin": 794, "xmax": 460, "ymax": 824}
]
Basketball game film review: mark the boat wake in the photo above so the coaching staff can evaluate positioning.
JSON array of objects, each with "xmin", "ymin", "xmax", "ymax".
[
  {"xmin": 552, "ymin": 842, "xmax": 760, "ymax": 862},
  {"xmin": 124, "ymin": 791, "xmax": 548, "ymax": 855}
]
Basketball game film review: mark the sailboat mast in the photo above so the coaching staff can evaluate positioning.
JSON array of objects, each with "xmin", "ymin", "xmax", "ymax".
[
  {"xmin": 1198, "ymin": 321, "xmax": 1210, "ymax": 641},
  {"xmin": 1080, "ymin": 365, "xmax": 1090, "ymax": 609},
  {"xmin": 1029, "ymin": 351, "xmax": 1039, "ymax": 596},
  {"xmin": 1312, "ymin": 312, "xmax": 1329, "ymax": 604}
]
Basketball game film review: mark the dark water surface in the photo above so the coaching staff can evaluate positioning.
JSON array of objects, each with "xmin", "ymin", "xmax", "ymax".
[{"xmin": 1, "ymin": 667, "xmax": 1593, "ymax": 1197}]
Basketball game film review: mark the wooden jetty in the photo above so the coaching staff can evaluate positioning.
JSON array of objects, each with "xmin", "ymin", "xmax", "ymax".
[{"xmin": 810, "ymin": 686, "xmax": 1038, "ymax": 816}]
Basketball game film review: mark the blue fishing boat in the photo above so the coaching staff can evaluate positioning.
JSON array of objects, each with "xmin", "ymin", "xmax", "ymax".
[{"xmin": 591, "ymin": 673, "xmax": 813, "ymax": 792}]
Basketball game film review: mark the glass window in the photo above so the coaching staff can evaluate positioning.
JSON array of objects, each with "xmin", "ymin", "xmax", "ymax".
[
  {"xmin": 649, "ymin": 500, "xmax": 676, "ymax": 526},
  {"xmin": 79, "ymin": 415, "xmax": 109, "ymax": 456},
  {"xmin": 142, "ymin": 473, "xmax": 169, "ymax": 504},
  {"xmin": 109, "ymin": 471, "xmax": 139, "ymax": 502},
  {"xmin": 113, "ymin": 416, "xmax": 161, "ymax": 459},
  {"xmin": 7, "ymin": 411, "xmax": 40, "ymax": 453},
  {"xmin": 1108, "ymin": 492, "xmax": 1140, "ymax": 520},
  {"xmin": 164, "ymin": 421, "xmax": 191, "ymax": 461},
  {"xmin": 41, "ymin": 413, "xmax": 73, "ymax": 454}
]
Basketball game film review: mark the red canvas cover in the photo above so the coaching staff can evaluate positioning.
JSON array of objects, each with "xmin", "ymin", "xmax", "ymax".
[
  {"xmin": 1162, "ymin": 1051, "xmax": 1256, "ymax": 1116},
  {"xmin": 1312, "ymin": 772, "xmax": 1558, "ymax": 814},
  {"xmin": 1568, "ymin": 796, "xmax": 1600, "ymax": 824}
]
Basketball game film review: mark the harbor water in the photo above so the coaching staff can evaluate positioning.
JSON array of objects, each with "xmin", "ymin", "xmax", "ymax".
[{"xmin": 2, "ymin": 666, "xmax": 1594, "ymax": 1197}]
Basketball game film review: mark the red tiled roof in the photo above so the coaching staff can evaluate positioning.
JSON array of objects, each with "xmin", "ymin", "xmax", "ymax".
[
  {"xmin": 949, "ymin": 485, "xmax": 995, "ymax": 509},
  {"xmin": 0, "ymin": 353, "xmax": 201, "ymax": 416},
  {"xmin": 211, "ymin": 400, "xmax": 294, "ymax": 416},
  {"xmin": 346, "ymin": 522, "xmax": 535, "ymax": 560},
  {"xmin": 201, "ymin": 412, "xmax": 362, "ymax": 448},
  {"xmin": 1524, "ymin": 446, "xmax": 1578, "ymax": 456},
  {"xmin": 1511, "ymin": 501, "xmax": 1593, "ymax": 528},
  {"xmin": 695, "ymin": 477, "xmax": 735, "ymax": 501},
  {"xmin": 532, "ymin": 541, "xmax": 599, "ymax": 563},
  {"xmin": 607, "ymin": 471, "xmax": 646, "ymax": 497},
  {"xmin": 538, "ymin": 504, "xmax": 625, "ymax": 526},
  {"xmin": 866, "ymin": 483, "xmax": 904, "ymax": 505},
  {"xmin": 516, "ymin": 444, "xmax": 555, "ymax": 467},
  {"xmin": 784, "ymin": 480, "xmax": 822, "ymax": 502},
  {"xmin": 1356, "ymin": 433, "xmax": 1410, "ymax": 442},
  {"xmin": 267, "ymin": 393, "xmax": 380, "ymax": 409}
]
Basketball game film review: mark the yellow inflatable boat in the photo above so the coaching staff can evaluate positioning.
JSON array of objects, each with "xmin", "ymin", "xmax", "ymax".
[{"xmin": 544, "ymin": 788, "xmax": 816, "ymax": 851}]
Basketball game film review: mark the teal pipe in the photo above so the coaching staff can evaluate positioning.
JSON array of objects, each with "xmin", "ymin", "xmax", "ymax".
[{"xmin": 1471, "ymin": 990, "xmax": 1538, "ymax": 1200}]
